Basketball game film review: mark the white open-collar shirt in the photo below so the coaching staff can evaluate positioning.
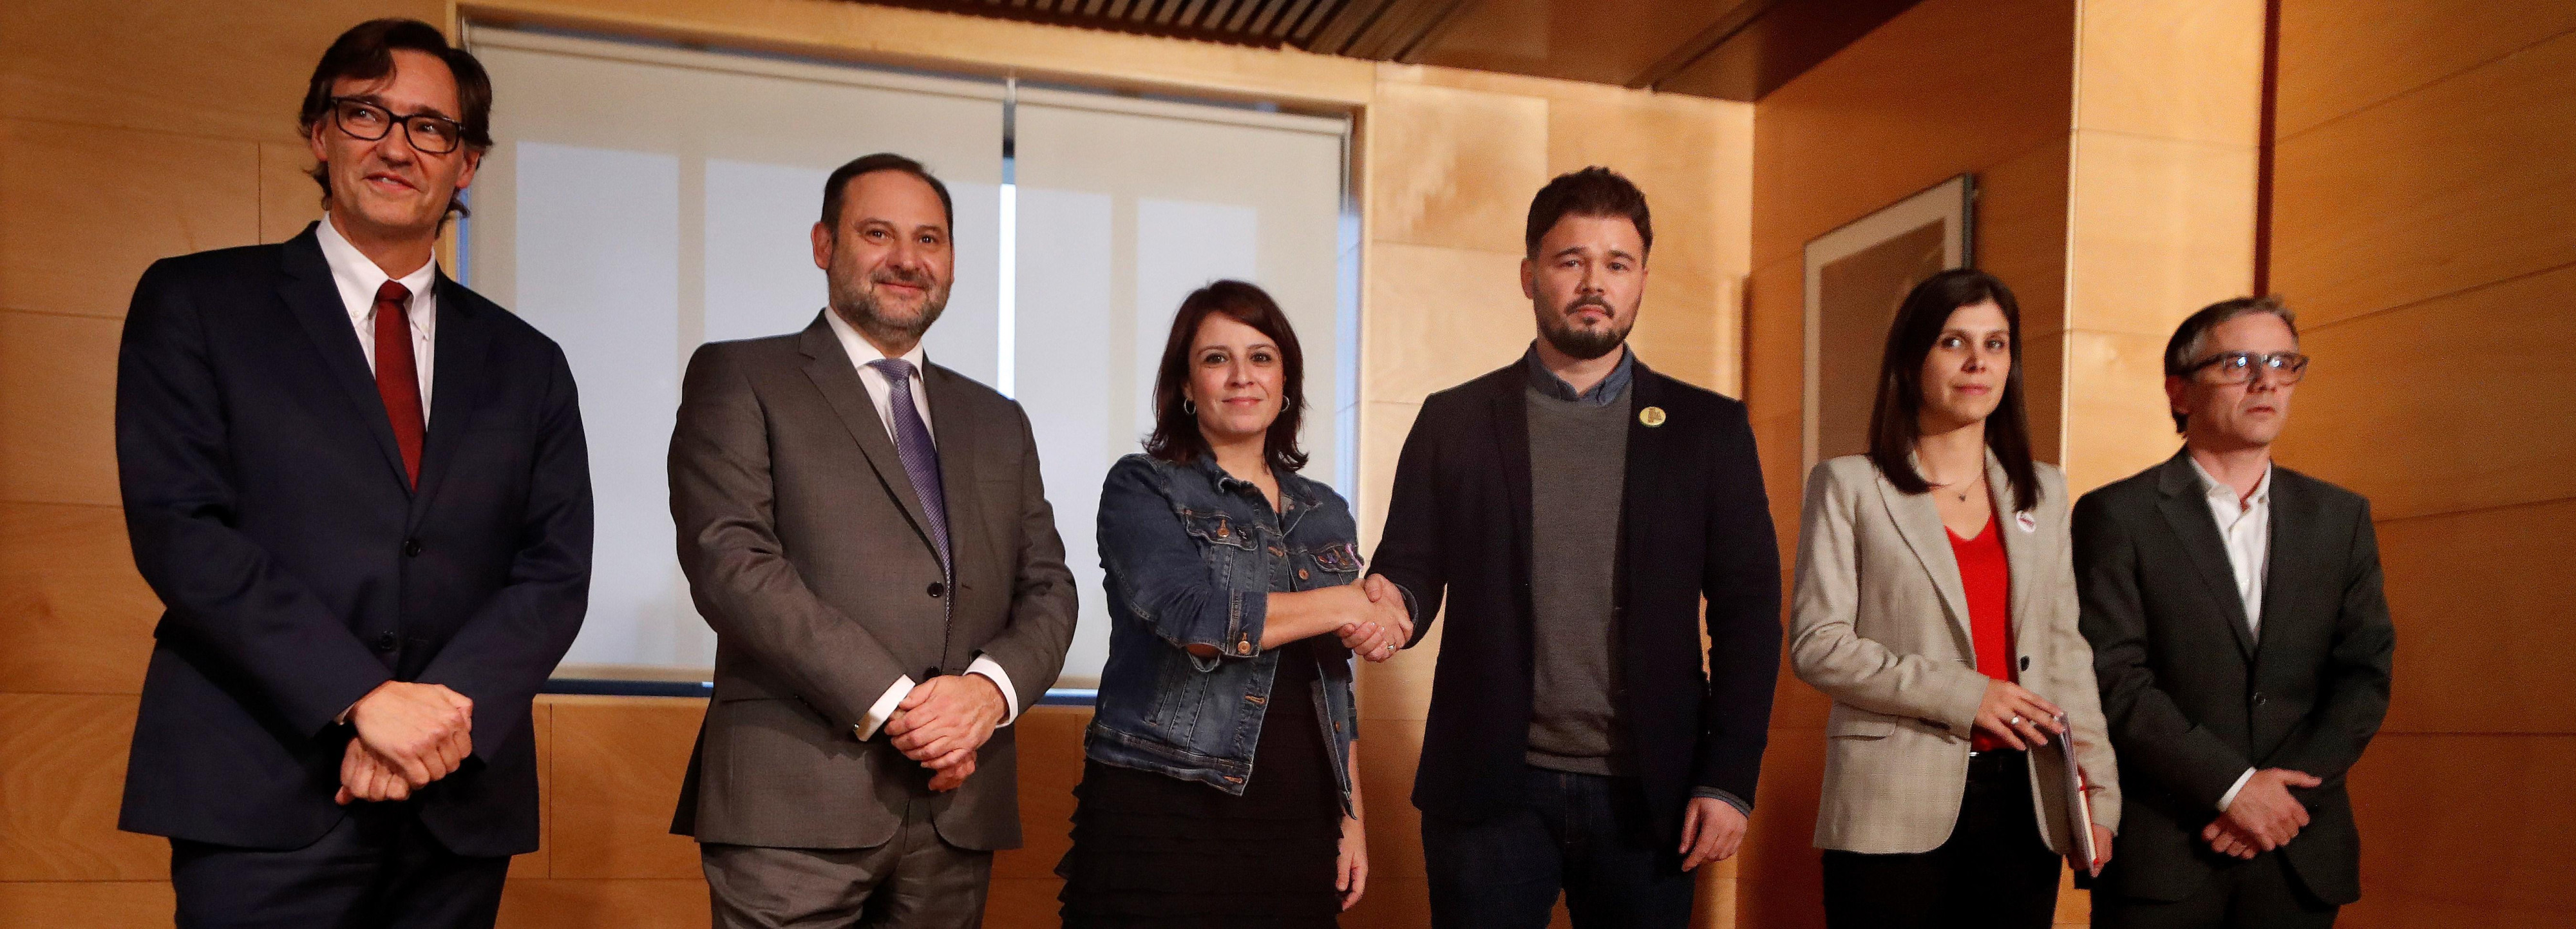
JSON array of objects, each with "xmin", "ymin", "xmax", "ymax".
[
  {"xmin": 822, "ymin": 309, "xmax": 1021, "ymax": 738},
  {"xmin": 2188, "ymin": 454, "xmax": 2274, "ymax": 812}
]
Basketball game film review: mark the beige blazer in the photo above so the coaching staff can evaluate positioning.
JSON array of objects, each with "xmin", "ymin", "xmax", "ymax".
[{"xmin": 1789, "ymin": 452, "xmax": 2120, "ymax": 855}]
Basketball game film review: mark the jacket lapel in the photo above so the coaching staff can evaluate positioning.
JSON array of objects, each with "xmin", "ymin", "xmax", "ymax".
[
  {"xmin": 276, "ymin": 224, "xmax": 413, "ymax": 492},
  {"xmin": 798, "ymin": 314, "xmax": 940, "ymax": 564},
  {"xmin": 1620, "ymin": 367, "xmax": 1666, "ymax": 626},
  {"xmin": 1486, "ymin": 367, "xmax": 1536, "ymax": 629},
  {"xmin": 406, "ymin": 272, "xmax": 491, "ymax": 527},
  {"xmin": 2252, "ymin": 467, "xmax": 2311, "ymax": 668},
  {"xmin": 1879, "ymin": 459, "xmax": 1975, "ymax": 651},
  {"xmin": 1987, "ymin": 450, "xmax": 2041, "ymax": 642},
  {"xmin": 2154, "ymin": 451, "xmax": 2259, "ymax": 661}
]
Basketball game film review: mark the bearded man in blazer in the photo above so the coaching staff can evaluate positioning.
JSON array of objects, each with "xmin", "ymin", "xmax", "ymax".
[
  {"xmin": 1367, "ymin": 167, "xmax": 1782, "ymax": 929},
  {"xmin": 115, "ymin": 20, "xmax": 591, "ymax": 928},
  {"xmin": 668, "ymin": 153, "xmax": 1078, "ymax": 929},
  {"xmin": 2076, "ymin": 296, "xmax": 2396, "ymax": 928}
]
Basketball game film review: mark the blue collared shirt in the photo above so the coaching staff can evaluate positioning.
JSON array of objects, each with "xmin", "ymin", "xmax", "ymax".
[{"xmin": 1524, "ymin": 343, "xmax": 1636, "ymax": 407}]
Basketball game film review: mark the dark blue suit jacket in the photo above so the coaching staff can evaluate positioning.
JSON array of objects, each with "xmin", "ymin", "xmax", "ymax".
[{"xmin": 113, "ymin": 223, "xmax": 591, "ymax": 856}]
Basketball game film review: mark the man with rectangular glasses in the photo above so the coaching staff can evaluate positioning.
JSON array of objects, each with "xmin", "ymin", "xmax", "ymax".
[
  {"xmin": 2072, "ymin": 296, "xmax": 2395, "ymax": 928},
  {"xmin": 114, "ymin": 19, "xmax": 591, "ymax": 928}
]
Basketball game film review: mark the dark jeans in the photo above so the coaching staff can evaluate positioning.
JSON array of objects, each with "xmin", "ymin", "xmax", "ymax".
[
  {"xmin": 1821, "ymin": 750, "xmax": 2063, "ymax": 929},
  {"xmin": 2090, "ymin": 853, "xmax": 2340, "ymax": 929},
  {"xmin": 169, "ymin": 802, "xmax": 509, "ymax": 929},
  {"xmin": 1421, "ymin": 765, "xmax": 1696, "ymax": 929}
]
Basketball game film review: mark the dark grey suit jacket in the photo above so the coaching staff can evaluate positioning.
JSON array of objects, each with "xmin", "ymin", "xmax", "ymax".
[
  {"xmin": 668, "ymin": 312, "xmax": 1077, "ymax": 852},
  {"xmin": 2074, "ymin": 450, "xmax": 2394, "ymax": 905}
]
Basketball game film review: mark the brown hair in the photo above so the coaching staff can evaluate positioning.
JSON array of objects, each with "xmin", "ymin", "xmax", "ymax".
[
  {"xmin": 1865, "ymin": 269, "xmax": 2041, "ymax": 513},
  {"xmin": 1524, "ymin": 166, "xmax": 1653, "ymax": 258},
  {"xmin": 299, "ymin": 19, "xmax": 495, "ymax": 218},
  {"xmin": 2162, "ymin": 294, "xmax": 2300, "ymax": 433},
  {"xmin": 1144, "ymin": 280, "xmax": 1309, "ymax": 473}
]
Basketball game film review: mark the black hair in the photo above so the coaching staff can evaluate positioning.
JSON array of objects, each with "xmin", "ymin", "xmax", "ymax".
[
  {"xmin": 1524, "ymin": 166, "xmax": 1653, "ymax": 258},
  {"xmin": 1144, "ymin": 280, "xmax": 1310, "ymax": 473},
  {"xmin": 1866, "ymin": 268, "xmax": 2041, "ymax": 513},
  {"xmin": 820, "ymin": 153, "xmax": 955, "ymax": 233}
]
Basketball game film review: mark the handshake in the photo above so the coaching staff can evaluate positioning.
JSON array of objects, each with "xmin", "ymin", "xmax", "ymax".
[
  {"xmin": 1334, "ymin": 575, "xmax": 1414, "ymax": 664},
  {"xmin": 335, "ymin": 680, "xmax": 474, "ymax": 805}
]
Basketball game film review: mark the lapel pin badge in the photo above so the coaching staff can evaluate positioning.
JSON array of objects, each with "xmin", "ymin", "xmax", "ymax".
[
  {"xmin": 2015, "ymin": 511, "xmax": 2038, "ymax": 533},
  {"xmin": 1639, "ymin": 406, "xmax": 1667, "ymax": 427}
]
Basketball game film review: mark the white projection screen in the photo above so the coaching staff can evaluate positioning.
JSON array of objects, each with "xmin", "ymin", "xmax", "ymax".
[
  {"xmin": 462, "ymin": 28, "xmax": 1350, "ymax": 691},
  {"xmin": 1011, "ymin": 88, "xmax": 1350, "ymax": 690}
]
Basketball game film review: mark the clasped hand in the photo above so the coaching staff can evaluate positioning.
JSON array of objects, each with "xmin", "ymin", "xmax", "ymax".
[
  {"xmin": 886, "ymin": 673, "xmax": 1009, "ymax": 792},
  {"xmin": 2202, "ymin": 767, "xmax": 2321, "ymax": 858},
  {"xmin": 337, "ymin": 681, "xmax": 473, "ymax": 805},
  {"xmin": 1334, "ymin": 575, "xmax": 1413, "ymax": 663}
]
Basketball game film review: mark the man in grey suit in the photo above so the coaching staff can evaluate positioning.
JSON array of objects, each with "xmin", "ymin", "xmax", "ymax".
[
  {"xmin": 669, "ymin": 152, "xmax": 1079, "ymax": 928},
  {"xmin": 2076, "ymin": 296, "xmax": 2394, "ymax": 928}
]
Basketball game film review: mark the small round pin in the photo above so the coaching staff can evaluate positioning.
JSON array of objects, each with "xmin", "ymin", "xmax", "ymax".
[{"xmin": 1640, "ymin": 406, "xmax": 1667, "ymax": 427}]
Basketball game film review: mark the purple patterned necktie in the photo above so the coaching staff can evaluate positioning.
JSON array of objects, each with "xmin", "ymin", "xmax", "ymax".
[{"xmin": 867, "ymin": 358, "xmax": 950, "ymax": 568}]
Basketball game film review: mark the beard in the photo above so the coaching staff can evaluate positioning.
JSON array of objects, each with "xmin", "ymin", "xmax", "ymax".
[
  {"xmin": 829, "ymin": 260, "xmax": 951, "ymax": 345},
  {"xmin": 1535, "ymin": 294, "xmax": 1632, "ymax": 360}
]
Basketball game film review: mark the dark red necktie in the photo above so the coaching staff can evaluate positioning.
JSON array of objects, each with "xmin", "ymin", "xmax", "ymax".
[{"xmin": 373, "ymin": 280, "xmax": 425, "ymax": 488}]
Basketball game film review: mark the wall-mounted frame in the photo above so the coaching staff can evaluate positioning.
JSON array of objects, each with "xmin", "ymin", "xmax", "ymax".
[{"xmin": 1802, "ymin": 173, "xmax": 1976, "ymax": 470}]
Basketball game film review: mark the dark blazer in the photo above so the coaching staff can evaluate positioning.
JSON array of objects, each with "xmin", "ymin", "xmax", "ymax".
[
  {"xmin": 115, "ymin": 224, "xmax": 593, "ymax": 857},
  {"xmin": 2075, "ymin": 450, "xmax": 2395, "ymax": 905},
  {"xmin": 667, "ymin": 313, "xmax": 1077, "ymax": 852},
  {"xmin": 1368, "ymin": 358, "xmax": 1782, "ymax": 843}
]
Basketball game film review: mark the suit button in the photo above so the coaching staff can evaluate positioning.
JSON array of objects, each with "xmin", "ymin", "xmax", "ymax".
[
  {"xmin": 374, "ymin": 632, "xmax": 398, "ymax": 652},
  {"xmin": 2019, "ymin": 656, "xmax": 2031, "ymax": 671},
  {"xmin": 2253, "ymin": 692, "xmax": 2268, "ymax": 706},
  {"xmin": 402, "ymin": 539, "xmax": 422, "ymax": 557},
  {"xmin": 927, "ymin": 581, "xmax": 946, "ymax": 598}
]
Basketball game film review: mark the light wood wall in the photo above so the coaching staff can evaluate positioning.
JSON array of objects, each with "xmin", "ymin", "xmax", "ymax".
[
  {"xmin": 0, "ymin": 1, "xmax": 1754, "ymax": 925},
  {"xmin": 2266, "ymin": 3, "xmax": 2576, "ymax": 926},
  {"xmin": 1737, "ymin": 0, "xmax": 2080, "ymax": 925}
]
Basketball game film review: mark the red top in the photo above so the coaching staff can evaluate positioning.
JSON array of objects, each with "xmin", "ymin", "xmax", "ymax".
[{"xmin": 1948, "ymin": 514, "xmax": 2014, "ymax": 752}]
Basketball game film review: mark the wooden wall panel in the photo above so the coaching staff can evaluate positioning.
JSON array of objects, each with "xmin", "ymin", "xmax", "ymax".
[
  {"xmin": 545, "ymin": 696, "xmax": 703, "ymax": 880},
  {"xmin": 2369, "ymin": 499, "xmax": 2576, "ymax": 736},
  {"xmin": 0, "ymin": 310, "xmax": 123, "ymax": 507},
  {"xmin": 2065, "ymin": 130, "xmax": 2259, "ymax": 340},
  {"xmin": 260, "ymin": 142, "xmax": 327, "ymax": 245},
  {"xmin": 0, "ymin": 881, "xmax": 174, "ymax": 926},
  {"xmin": 2275, "ymin": 1, "xmax": 2576, "ymax": 138},
  {"xmin": 1748, "ymin": 0, "xmax": 2076, "ymax": 270},
  {"xmin": 0, "ymin": 694, "xmax": 165, "ymax": 881},
  {"xmin": 0, "ymin": 0, "xmax": 444, "ymax": 144},
  {"xmin": 0, "ymin": 503, "xmax": 156, "ymax": 694},
  {"xmin": 1359, "ymin": 242, "xmax": 1536, "ymax": 406},
  {"xmin": 2271, "ymin": 262, "xmax": 2576, "ymax": 522},
  {"xmin": 2073, "ymin": 0, "xmax": 2266, "ymax": 147},
  {"xmin": 1365, "ymin": 81, "xmax": 1551, "ymax": 254},
  {"xmin": 0, "ymin": 120, "xmax": 261, "ymax": 318},
  {"xmin": 2340, "ymin": 734, "xmax": 2576, "ymax": 928},
  {"xmin": 2268, "ymin": 30, "xmax": 2576, "ymax": 327},
  {"xmin": 495, "ymin": 878, "xmax": 709, "ymax": 928},
  {"xmin": 990, "ymin": 706, "xmax": 1086, "ymax": 881}
]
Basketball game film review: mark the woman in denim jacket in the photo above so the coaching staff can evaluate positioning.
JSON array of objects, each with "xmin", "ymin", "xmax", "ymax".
[{"xmin": 1057, "ymin": 281, "xmax": 1412, "ymax": 928}]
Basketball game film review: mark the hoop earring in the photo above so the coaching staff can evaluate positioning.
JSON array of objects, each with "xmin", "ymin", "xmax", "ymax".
[{"xmin": 1182, "ymin": 398, "xmax": 1197, "ymax": 415}]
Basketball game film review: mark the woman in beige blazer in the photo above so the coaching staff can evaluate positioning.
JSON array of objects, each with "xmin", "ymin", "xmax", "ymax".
[{"xmin": 1790, "ymin": 269, "xmax": 2119, "ymax": 928}]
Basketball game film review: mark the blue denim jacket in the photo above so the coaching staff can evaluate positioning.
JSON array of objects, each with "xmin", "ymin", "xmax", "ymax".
[{"xmin": 1088, "ymin": 452, "xmax": 1363, "ymax": 810}]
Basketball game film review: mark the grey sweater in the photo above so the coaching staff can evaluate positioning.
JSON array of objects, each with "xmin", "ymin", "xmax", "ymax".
[{"xmin": 1522, "ymin": 382, "xmax": 1634, "ymax": 776}]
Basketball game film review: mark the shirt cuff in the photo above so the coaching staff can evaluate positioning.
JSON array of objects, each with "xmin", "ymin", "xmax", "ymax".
[
  {"xmin": 967, "ymin": 655, "xmax": 1020, "ymax": 727},
  {"xmin": 2215, "ymin": 767, "xmax": 2256, "ymax": 812},
  {"xmin": 854, "ymin": 675, "xmax": 916, "ymax": 741},
  {"xmin": 1691, "ymin": 787, "xmax": 1754, "ymax": 818}
]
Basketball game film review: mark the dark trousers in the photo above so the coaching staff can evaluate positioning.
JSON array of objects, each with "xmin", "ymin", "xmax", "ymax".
[
  {"xmin": 1421, "ymin": 765, "xmax": 1696, "ymax": 929},
  {"xmin": 2090, "ymin": 853, "xmax": 2339, "ymax": 929},
  {"xmin": 169, "ymin": 802, "xmax": 509, "ymax": 929},
  {"xmin": 701, "ymin": 795, "xmax": 993, "ymax": 929},
  {"xmin": 1821, "ymin": 750, "xmax": 2063, "ymax": 929}
]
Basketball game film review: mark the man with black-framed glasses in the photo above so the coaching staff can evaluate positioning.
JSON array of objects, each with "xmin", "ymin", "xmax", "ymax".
[
  {"xmin": 114, "ymin": 19, "xmax": 590, "ymax": 928},
  {"xmin": 2073, "ymin": 296, "xmax": 2395, "ymax": 928}
]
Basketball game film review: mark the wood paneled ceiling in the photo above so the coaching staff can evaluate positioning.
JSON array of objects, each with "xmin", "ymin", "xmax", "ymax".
[{"xmin": 849, "ymin": 0, "xmax": 1926, "ymax": 101}]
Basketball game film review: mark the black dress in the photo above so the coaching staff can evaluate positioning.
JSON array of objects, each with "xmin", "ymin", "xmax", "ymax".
[{"xmin": 1057, "ymin": 636, "xmax": 1345, "ymax": 928}]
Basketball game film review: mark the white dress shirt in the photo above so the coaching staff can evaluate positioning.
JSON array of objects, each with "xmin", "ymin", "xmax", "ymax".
[
  {"xmin": 823, "ymin": 309, "xmax": 1020, "ymax": 740},
  {"xmin": 2190, "ymin": 456, "xmax": 2273, "ymax": 812},
  {"xmin": 315, "ymin": 214, "xmax": 437, "ymax": 417}
]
